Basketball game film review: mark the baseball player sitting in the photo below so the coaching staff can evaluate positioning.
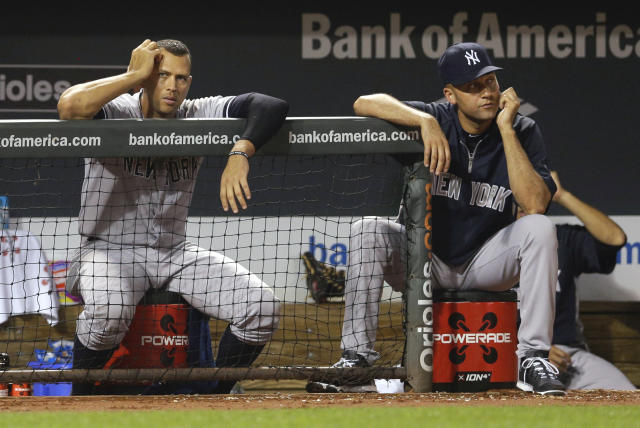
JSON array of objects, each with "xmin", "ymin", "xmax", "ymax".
[
  {"xmin": 57, "ymin": 39, "xmax": 288, "ymax": 395},
  {"xmin": 309, "ymin": 42, "xmax": 564, "ymax": 395},
  {"xmin": 544, "ymin": 171, "xmax": 635, "ymax": 390}
]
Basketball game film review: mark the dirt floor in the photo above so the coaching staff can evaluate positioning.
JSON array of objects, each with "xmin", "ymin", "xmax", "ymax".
[{"xmin": 0, "ymin": 390, "xmax": 639, "ymax": 412}]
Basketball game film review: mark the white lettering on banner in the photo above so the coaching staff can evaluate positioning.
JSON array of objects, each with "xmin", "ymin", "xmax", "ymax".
[
  {"xmin": 0, "ymin": 74, "xmax": 69, "ymax": 102},
  {"xmin": 417, "ymin": 259, "xmax": 434, "ymax": 372},
  {"xmin": 0, "ymin": 135, "xmax": 101, "ymax": 148},
  {"xmin": 128, "ymin": 133, "xmax": 240, "ymax": 146},
  {"xmin": 301, "ymin": 12, "xmax": 640, "ymax": 60},
  {"xmin": 287, "ymin": 129, "xmax": 420, "ymax": 144}
]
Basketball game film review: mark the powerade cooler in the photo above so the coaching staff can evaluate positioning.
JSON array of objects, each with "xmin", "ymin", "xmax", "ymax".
[
  {"xmin": 99, "ymin": 288, "xmax": 217, "ymax": 395},
  {"xmin": 108, "ymin": 289, "xmax": 190, "ymax": 369},
  {"xmin": 433, "ymin": 289, "xmax": 518, "ymax": 392}
]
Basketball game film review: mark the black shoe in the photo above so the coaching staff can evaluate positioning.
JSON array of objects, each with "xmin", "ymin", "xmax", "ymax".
[
  {"xmin": 331, "ymin": 350, "xmax": 370, "ymax": 368},
  {"xmin": 516, "ymin": 351, "xmax": 566, "ymax": 396},
  {"xmin": 306, "ymin": 381, "xmax": 343, "ymax": 393},
  {"xmin": 306, "ymin": 351, "xmax": 371, "ymax": 393}
]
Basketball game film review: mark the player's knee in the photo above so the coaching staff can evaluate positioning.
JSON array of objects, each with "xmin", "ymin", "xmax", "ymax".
[
  {"xmin": 518, "ymin": 214, "xmax": 557, "ymax": 248},
  {"xmin": 351, "ymin": 217, "xmax": 391, "ymax": 258},
  {"xmin": 258, "ymin": 291, "xmax": 281, "ymax": 331},
  {"xmin": 243, "ymin": 290, "xmax": 280, "ymax": 342},
  {"xmin": 82, "ymin": 321, "xmax": 128, "ymax": 351},
  {"xmin": 81, "ymin": 303, "xmax": 135, "ymax": 350}
]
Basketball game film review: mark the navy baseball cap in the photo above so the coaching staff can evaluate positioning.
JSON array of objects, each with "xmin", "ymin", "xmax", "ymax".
[{"xmin": 437, "ymin": 42, "xmax": 502, "ymax": 86}]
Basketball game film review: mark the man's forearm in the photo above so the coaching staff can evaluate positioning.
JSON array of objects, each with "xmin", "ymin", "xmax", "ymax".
[
  {"xmin": 353, "ymin": 94, "xmax": 433, "ymax": 127},
  {"xmin": 501, "ymin": 129, "xmax": 550, "ymax": 214},
  {"xmin": 237, "ymin": 94, "xmax": 289, "ymax": 151},
  {"xmin": 57, "ymin": 71, "xmax": 145, "ymax": 120},
  {"xmin": 556, "ymin": 191, "xmax": 626, "ymax": 246}
]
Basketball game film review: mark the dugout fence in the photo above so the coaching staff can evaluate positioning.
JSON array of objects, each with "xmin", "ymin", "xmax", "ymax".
[{"xmin": 0, "ymin": 118, "xmax": 433, "ymax": 390}]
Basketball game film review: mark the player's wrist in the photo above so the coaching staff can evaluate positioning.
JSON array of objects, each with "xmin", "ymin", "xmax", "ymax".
[
  {"xmin": 231, "ymin": 139, "xmax": 256, "ymax": 157},
  {"xmin": 554, "ymin": 189, "xmax": 572, "ymax": 207},
  {"xmin": 420, "ymin": 114, "xmax": 438, "ymax": 128},
  {"xmin": 228, "ymin": 151, "xmax": 249, "ymax": 159},
  {"xmin": 498, "ymin": 124, "xmax": 516, "ymax": 137},
  {"xmin": 126, "ymin": 69, "xmax": 148, "ymax": 85}
]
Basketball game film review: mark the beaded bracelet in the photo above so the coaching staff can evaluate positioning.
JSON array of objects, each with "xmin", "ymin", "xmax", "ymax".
[{"xmin": 228, "ymin": 151, "xmax": 249, "ymax": 159}]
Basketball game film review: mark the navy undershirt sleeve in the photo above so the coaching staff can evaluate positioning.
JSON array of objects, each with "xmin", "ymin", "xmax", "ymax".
[
  {"xmin": 558, "ymin": 224, "xmax": 624, "ymax": 275},
  {"xmin": 225, "ymin": 92, "xmax": 289, "ymax": 151},
  {"xmin": 403, "ymin": 100, "xmax": 437, "ymax": 116}
]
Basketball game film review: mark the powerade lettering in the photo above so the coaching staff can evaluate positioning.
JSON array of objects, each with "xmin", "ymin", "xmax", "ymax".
[
  {"xmin": 434, "ymin": 333, "xmax": 512, "ymax": 344},
  {"xmin": 140, "ymin": 336, "xmax": 189, "ymax": 346}
]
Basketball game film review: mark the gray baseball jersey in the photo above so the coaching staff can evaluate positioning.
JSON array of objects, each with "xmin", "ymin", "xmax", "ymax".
[
  {"xmin": 78, "ymin": 91, "xmax": 234, "ymax": 248},
  {"xmin": 71, "ymin": 91, "xmax": 280, "ymax": 350}
]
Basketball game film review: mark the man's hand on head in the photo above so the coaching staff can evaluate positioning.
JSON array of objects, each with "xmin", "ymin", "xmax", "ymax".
[{"xmin": 128, "ymin": 39, "xmax": 162, "ymax": 83}]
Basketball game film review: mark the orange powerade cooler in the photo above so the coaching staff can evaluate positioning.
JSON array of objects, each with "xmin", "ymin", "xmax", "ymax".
[
  {"xmin": 433, "ymin": 290, "xmax": 518, "ymax": 392},
  {"xmin": 107, "ymin": 290, "xmax": 190, "ymax": 369}
]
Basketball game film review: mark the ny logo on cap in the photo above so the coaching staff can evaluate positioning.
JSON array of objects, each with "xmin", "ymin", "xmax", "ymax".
[{"xmin": 464, "ymin": 50, "xmax": 480, "ymax": 66}]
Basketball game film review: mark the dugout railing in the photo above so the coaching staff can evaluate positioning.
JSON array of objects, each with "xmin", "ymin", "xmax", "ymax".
[{"xmin": 0, "ymin": 118, "xmax": 436, "ymax": 391}]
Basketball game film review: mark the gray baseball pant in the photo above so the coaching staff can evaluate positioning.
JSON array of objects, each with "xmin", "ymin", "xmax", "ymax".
[
  {"xmin": 341, "ymin": 214, "xmax": 558, "ymax": 363},
  {"xmin": 555, "ymin": 345, "xmax": 636, "ymax": 390},
  {"xmin": 74, "ymin": 240, "xmax": 280, "ymax": 351}
]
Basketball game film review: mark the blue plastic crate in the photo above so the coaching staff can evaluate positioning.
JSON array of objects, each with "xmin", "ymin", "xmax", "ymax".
[{"xmin": 27, "ymin": 361, "xmax": 72, "ymax": 396}]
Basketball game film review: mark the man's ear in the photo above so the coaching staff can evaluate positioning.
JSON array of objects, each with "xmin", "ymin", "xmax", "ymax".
[{"xmin": 443, "ymin": 86, "xmax": 456, "ymax": 104}]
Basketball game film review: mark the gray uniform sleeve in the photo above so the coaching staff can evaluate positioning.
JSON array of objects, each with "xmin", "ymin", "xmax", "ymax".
[
  {"xmin": 100, "ymin": 92, "xmax": 144, "ymax": 119},
  {"xmin": 99, "ymin": 92, "xmax": 235, "ymax": 119},
  {"xmin": 178, "ymin": 96, "xmax": 236, "ymax": 119}
]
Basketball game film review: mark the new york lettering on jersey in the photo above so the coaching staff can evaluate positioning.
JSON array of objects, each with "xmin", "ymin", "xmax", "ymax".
[
  {"xmin": 122, "ymin": 156, "xmax": 201, "ymax": 184},
  {"xmin": 432, "ymin": 172, "xmax": 512, "ymax": 213}
]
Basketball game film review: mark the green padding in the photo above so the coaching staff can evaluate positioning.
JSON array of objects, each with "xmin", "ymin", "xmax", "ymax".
[{"xmin": 403, "ymin": 161, "xmax": 433, "ymax": 392}]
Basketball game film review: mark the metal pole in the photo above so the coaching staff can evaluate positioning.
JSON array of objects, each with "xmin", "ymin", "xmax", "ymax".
[{"xmin": 0, "ymin": 367, "xmax": 407, "ymax": 384}]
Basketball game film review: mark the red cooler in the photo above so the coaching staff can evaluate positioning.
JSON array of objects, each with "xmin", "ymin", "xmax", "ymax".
[
  {"xmin": 433, "ymin": 290, "xmax": 518, "ymax": 392},
  {"xmin": 106, "ymin": 290, "xmax": 190, "ymax": 369},
  {"xmin": 10, "ymin": 383, "xmax": 31, "ymax": 396}
]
